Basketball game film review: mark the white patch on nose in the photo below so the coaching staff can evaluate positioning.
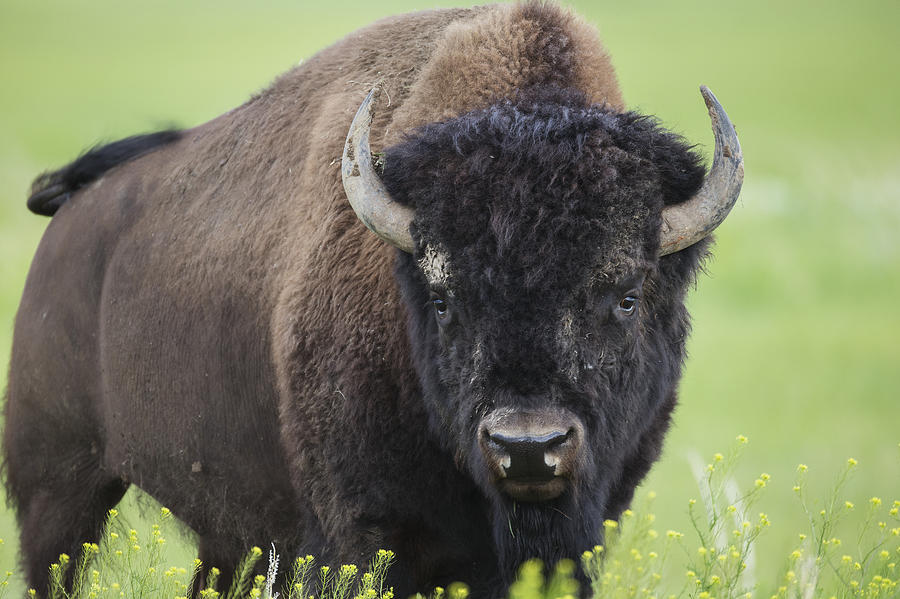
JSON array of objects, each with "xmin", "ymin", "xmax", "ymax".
[
  {"xmin": 418, "ymin": 244, "xmax": 452, "ymax": 288},
  {"xmin": 560, "ymin": 310, "xmax": 575, "ymax": 340},
  {"xmin": 470, "ymin": 335, "xmax": 488, "ymax": 383},
  {"xmin": 472, "ymin": 338, "xmax": 484, "ymax": 364},
  {"xmin": 556, "ymin": 309, "xmax": 580, "ymax": 382},
  {"xmin": 544, "ymin": 453, "xmax": 560, "ymax": 469}
]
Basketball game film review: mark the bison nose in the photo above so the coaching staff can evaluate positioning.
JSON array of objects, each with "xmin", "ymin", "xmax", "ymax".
[
  {"xmin": 487, "ymin": 430, "xmax": 570, "ymax": 482},
  {"xmin": 478, "ymin": 409, "xmax": 584, "ymax": 500}
]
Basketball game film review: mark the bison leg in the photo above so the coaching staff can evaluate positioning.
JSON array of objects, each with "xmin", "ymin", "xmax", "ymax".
[
  {"xmin": 189, "ymin": 536, "xmax": 244, "ymax": 598},
  {"xmin": 14, "ymin": 477, "xmax": 128, "ymax": 596}
]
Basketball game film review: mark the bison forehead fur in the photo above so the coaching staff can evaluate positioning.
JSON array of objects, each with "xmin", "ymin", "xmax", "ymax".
[{"xmin": 6, "ymin": 2, "xmax": 718, "ymax": 598}]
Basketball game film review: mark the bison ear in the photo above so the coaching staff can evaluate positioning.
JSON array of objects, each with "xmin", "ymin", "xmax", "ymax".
[{"xmin": 610, "ymin": 108, "xmax": 707, "ymax": 209}]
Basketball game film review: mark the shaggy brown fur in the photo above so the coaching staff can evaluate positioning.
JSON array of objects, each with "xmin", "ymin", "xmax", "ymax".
[{"xmin": 6, "ymin": 3, "xmax": 701, "ymax": 597}]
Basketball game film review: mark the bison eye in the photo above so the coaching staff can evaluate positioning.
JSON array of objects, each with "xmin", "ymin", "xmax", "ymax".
[
  {"xmin": 618, "ymin": 296, "xmax": 638, "ymax": 315},
  {"xmin": 432, "ymin": 297, "xmax": 450, "ymax": 321}
]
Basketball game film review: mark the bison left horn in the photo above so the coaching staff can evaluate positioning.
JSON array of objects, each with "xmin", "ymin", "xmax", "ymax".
[
  {"xmin": 341, "ymin": 87, "xmax": 416, "ymax": 254},
  {"xmin": 342, "ymin": 86, "xmax": 743, "ymax": 256},
  {"xmin": 658, "ymin": 86, "xmax": 744, "ymax": 255}
]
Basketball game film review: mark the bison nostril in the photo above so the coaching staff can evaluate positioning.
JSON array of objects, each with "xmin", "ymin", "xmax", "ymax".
[{"xmin": 487, "ymin": 431, "xmax": 567, "ymax": 481}]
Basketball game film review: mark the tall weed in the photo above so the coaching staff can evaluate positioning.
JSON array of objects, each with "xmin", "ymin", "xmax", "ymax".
[{"xmin": 19, "ymin": 439, "xmax": 899, "ymax": 599}]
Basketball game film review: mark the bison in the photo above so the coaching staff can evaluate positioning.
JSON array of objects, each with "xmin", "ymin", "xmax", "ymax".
[{"xmin": 3, "ymin": 2, "xmax": 743, "ymax": 597}]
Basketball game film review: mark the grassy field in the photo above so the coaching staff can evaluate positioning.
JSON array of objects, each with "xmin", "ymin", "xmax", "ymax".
[{"xmin": 1, "ymin": 0, "xmax": 898, "ymax": 595}]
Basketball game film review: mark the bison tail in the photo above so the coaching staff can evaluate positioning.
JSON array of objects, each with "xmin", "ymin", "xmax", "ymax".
[{"xmin": 27, "ymin": 129, "xmax": 182, "ymax": 216}]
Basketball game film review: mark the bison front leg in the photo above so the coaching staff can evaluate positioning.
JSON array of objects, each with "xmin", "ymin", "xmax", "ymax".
[{"xmin": 12, "ymin": 477, "xmax": 128, "ymax": 596}]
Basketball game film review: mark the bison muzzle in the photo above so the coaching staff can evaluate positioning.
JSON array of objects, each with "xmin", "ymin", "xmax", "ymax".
[{"xmin": 479, "ymin": 408, "xmax": 583, "ymax": 502}]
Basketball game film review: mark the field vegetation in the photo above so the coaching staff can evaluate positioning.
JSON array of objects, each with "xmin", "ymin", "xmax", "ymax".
[{"xmin": 1, "ymin": 0, "xmax": 898, "ymax": 596}]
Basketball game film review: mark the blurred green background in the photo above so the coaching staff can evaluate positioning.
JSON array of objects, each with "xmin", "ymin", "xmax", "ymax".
[{"xmin": 1, "ymin": 0, "xmax": 898, "ymax": 594}]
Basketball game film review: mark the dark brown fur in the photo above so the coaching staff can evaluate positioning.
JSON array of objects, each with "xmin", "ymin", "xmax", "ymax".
[{"xmin": 6, "ymin": 3, "xmax": 689, "ymax": 597}]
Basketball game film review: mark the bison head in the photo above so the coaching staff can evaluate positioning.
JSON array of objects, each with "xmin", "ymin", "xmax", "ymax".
[{"xmin": 342, "ymin": 86, "xmax": 742, "ymax": 578}]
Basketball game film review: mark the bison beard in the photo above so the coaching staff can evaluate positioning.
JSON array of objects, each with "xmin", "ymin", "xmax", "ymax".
[
  {"xmin": 4, "ymin": 3, "xmax": 740, "ymax": 598},
  {"xmin": 493, "ymin": 499, "xmax": 601, "ymax": 587}
]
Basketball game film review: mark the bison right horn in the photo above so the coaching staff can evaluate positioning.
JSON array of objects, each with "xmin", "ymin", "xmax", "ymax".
[
  {"xmin": 658, "ymin": 86, "xmax": 744, "ymax": 255},
  {"xmin": 342, "ymin": 87, "xmax": 416, "ymax": 254}
]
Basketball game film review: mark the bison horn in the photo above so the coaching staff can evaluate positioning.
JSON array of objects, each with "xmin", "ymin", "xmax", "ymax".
[
  {"xmin": 342, "ymin": 87, "xmax": 416, "ymax": 253},
  {"xmin": 658, "ymin": 86, "xmax": 744, "ymax": 255}
]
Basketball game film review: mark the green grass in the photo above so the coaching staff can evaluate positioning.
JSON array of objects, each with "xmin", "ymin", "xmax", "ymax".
[
  {"xmin": 1, "ymin": 0, "xmax": 898, "ymax": 596},
  {"xmin": 17, "ymin": 448, "xmax": 900, "ymax": 599},
  {"xmin": 32, "ymin": 509, "xmax": 401, "ymax": 599}
]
